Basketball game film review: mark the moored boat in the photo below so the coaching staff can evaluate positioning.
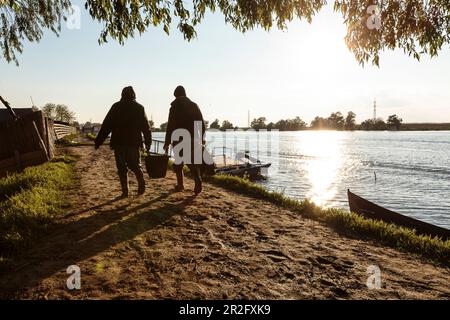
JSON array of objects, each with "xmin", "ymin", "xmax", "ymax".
[
  {"xmin": 209, "ymin": 147, "xmax": 271, "ymax": 180},
  {"xmin": 348, "ymin": 189, "xmax": 450, "ymax": 240}
]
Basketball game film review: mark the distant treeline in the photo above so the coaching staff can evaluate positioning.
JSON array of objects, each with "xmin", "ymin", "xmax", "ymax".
[
  {"xmin": 198, "ymin": 112, "xmax": 404, "ymax": 131},
  {"xmin": 153, "ymin": 113, "xmax": 449, "ymax": 132}
]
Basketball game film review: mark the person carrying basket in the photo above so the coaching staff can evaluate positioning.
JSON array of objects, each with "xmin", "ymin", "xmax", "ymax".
[{"xmin": 95, "ymin": 86, "xmax": 152, "ymax": 198}]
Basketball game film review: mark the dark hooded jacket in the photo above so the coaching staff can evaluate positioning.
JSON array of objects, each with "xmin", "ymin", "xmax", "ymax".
[
  {"xmin": 165, "ymin": 96, "xmax": 206, "ymax": 147},
  {"xmin": 95, "ymin": 99, "xmax": 152, "ymax": 149}
]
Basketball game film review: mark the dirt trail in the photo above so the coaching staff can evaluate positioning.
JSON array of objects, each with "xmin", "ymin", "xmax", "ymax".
[{"xmin": 0, "ymin": 146, "xmax": 449, "ymax": 299}]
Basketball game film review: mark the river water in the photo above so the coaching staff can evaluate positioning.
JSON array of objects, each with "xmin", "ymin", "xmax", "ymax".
[{"xmin": 154, "ymin": 131, "xmax": 450, "ymax": 229}]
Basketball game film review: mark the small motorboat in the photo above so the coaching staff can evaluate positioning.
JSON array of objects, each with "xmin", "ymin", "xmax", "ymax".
[
  {"xmin": 208, "ymin": 147, "xmax": 271, "ymax": 180},
  {"xmin": 348, "ymin": 189, "xmax": 450, "ymax": 240}
]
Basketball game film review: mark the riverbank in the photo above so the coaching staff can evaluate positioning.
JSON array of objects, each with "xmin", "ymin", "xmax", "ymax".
[
  {"xmin": 0, "ymin": 146, "xmax": 449, "ymax": 299},
  {"xmin": 207, "ymin": 175, "xmax": 450, "ymax": 265}
]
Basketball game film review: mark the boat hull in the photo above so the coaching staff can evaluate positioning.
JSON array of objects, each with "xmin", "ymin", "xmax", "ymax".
[
  {"xmin": 216, "ymin": 163, "xmax": 271, "ymax": 180},
  {"xmin": 348, "ymin": 189, "xmax": 450, "ymax": 240}
]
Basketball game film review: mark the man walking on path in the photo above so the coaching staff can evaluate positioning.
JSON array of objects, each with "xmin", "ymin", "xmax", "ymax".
[
  {"xmin": 95, "ymin": 86, "xmax": 152, "ymax": 197},
  {"xmin": 164, "ymin": 86, "xmax": 206, "ymax": 195}
]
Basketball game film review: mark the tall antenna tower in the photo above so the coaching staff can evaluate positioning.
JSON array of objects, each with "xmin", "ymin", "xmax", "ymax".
[
  {"xmin": 248, "ymin": 110, "xmax": 250, "ymax": 128},
  {"xmin": 373, "ymin": 99, "xmax": 377, "ymax": 121}
]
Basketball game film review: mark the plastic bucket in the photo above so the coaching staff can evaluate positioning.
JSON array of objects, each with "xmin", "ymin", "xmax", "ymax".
[{"xmin": 145, "ymin": 153, "xmax": 169, "ymax": 179}]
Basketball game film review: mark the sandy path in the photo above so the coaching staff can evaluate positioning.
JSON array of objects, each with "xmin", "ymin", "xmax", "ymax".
[{"xmin": 0, "ymin": 146, "xmax": 448, "ymax": 299}]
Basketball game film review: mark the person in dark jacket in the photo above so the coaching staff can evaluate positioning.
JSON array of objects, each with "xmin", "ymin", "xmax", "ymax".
[
  {"xmin": 163, "ymin": 86, "xmax": 206, "ymax": 195},
  {"xmin": 95, "ymin": 86, "xmax": 152, "ymax": 197}
]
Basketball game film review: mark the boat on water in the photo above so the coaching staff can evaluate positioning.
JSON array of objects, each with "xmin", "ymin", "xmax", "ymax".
[
  {"xmin": 347, "ymin": 189, "xmax": 450, "ymax": 240},
  {"xmin": 207, "ymin": 147, "xmax": 271, "ymax": 180}
]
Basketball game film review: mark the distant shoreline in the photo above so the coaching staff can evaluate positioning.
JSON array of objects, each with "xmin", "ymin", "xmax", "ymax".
[
  {"xmin": 393, "ymin": 123, "xmax": 450, "ymax": 131},
  {"xmin": 153, "ymin": 123, "xmax": 450, "ymax": 133}
]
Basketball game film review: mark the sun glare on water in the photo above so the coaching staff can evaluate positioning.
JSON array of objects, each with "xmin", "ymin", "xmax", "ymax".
[{"xmin": 300, "ymin": 131, "xmax": 343, "ymax": 207}]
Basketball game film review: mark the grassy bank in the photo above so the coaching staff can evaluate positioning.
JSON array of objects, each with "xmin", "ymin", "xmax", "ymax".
[
  {"xmin": 0, "ymin": 154, "xmax": 78, "ymax": 256},
  {"xmin": 206, "ymin": 174, "xmax": 450, "ymax": 266},
  {"xmin": 56, "ymin": 133, "xmax": 97, "ymax": 147},
  {"xmin": 55, "ymin": 133, "xmax": 82, "ymax": 146}
]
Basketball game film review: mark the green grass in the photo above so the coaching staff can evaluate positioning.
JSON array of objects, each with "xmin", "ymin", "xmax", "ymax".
[
  {"xmin": 206, "ymin": 174, "xmax": 450, "ymax": 266},
  {"xmin": 61, "ymin": 133, "xmax": 79, "ymax": 141},
  {"xmin": 56, "ymin": 133, "xmax": 98, "ymax": 147},
  {"xmin": 56, "ymin": 133, "xmax": 82, "ymax": 146},
  {"xmin": 0, "ymin": 154, "xmax": 78, "ymax": 255},
  {"xmin": 86, "ymin": 133, "xmax": 96, "ymax": 141}
]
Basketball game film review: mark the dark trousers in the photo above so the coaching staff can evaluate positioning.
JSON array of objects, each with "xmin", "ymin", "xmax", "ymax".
[
  {"xmin": 172, "ymin": 144, "xmax": 202, "ymax": 185},
  {"xmin": 173, "ymin": 163, "xmax": 202, "ymax": 184},
  {"xmin": 114, "ymin": 146, "xmax": 142, "ymax": 177},
  {"xmin": 114, "ymin": 145, "xmax": 145, "ymax": 194}
]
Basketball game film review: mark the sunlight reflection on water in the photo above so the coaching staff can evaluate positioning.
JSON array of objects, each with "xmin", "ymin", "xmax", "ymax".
[
  {"xmin": 153, "ymin": 130, "xmax": 450, "ymax": 229},
  {"xmin": 300, "ymin": 131, "xmax": 342, "ymax": 207}
]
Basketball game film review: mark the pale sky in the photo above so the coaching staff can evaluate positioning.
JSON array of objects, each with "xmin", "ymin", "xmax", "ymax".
[{"xmin": 1, "ymin": 1, "xmax": 449, "ymax": 126}]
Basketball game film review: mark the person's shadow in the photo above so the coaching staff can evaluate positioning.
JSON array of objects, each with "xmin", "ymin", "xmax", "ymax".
[
  {"xmin": 0, "ymin": 192, "xmax": 196, "ymax": 297},
  {"xmin": 64, "ymin": 196, "xmax": 124, "ymax": 218}
]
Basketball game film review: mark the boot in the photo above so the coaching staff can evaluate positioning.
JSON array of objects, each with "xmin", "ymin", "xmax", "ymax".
[
  {"xmin": 193, "ymin": 166, "xmax": 202, "ymax": 195},
  {"xmin": 174, "ymin": 184, "xmax": 185, "ymax": 192},
  {"xmin": 194, "ymin": 179, "xmax": 202, "ymax": 196},
  {"xmin": 135, "ymin": 170, "xmax": 146, "ymax": 196},
  {"xmin": 175, "ymin": 168, "xmax": 185, "ymax": 192},
  {"xmin": 119, "ymin": 174, "xmax": 129, "ymax": 198}
]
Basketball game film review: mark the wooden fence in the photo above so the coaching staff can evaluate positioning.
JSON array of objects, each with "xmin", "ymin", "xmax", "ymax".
[
  {"xmin": 0, "ymin": 111, "xmax": 75, "ymax": 177},
  {"xmin": 54, "ymin": 121, "xmax": 77, "ymax": 139}
]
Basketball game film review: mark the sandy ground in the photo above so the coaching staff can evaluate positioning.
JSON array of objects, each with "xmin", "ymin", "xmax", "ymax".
[{"xmin": 0, "ymin": 146, "xmax": 449, "ymax": 299}]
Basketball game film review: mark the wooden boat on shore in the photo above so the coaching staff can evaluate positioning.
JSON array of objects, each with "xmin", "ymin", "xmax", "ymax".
[{"xmin": 348, "ymin": 190, "xmax": 450, "ymax": 240}]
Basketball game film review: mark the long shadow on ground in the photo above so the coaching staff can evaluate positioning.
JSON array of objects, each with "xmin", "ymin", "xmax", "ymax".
[{"xmin": 0, "ymin": 192, "xmax": 196, "ymax": 298}]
